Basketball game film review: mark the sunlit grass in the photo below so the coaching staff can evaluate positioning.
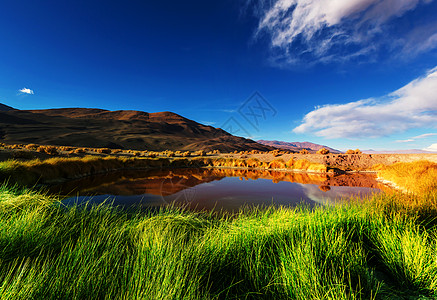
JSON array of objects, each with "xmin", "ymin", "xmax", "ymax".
[
  {"xmin": 0, "ymin": 183, "xmax": 436, "ymax": 299},
  {"xmin": 378, "ymin": 160, "xmax": 437, "ymax": 194}
]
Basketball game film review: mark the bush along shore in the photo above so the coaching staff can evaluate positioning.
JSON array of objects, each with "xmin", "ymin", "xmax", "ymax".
[{"xmin": 0, "ymin": 156, "xmax": 337, "ymax": 187}]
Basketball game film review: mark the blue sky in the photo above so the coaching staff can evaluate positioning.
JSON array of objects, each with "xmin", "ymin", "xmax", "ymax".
[{"xmin": 1, "ymin": 0, "xmax": 437, "ymax": 151}]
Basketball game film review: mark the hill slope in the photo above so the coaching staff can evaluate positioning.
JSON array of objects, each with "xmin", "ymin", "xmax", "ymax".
[
  {"xmin": 257, "ymin": 140, "xmax": 342, "ymax": 153},
  {"xmin": 0, "ymin": 103, "xmax": 15, "ymax": 111},
  {"xmin": 0, "ymin": 105, "xmax": 273, "ymax": 152}
]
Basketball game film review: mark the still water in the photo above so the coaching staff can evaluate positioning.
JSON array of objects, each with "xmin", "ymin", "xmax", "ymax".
[{"xmin": 51, "ymin": 168, "xmax": 388, "ymax": 212}]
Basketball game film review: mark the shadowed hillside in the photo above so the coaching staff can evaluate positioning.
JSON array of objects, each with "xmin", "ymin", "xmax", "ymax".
[
  {"xmin": 0, "ymin": 105, "xmax": 274, "ymax": 152},
  {"xmin": 0, "ymin": 103, "xmax": 15, "ymax": 111}
]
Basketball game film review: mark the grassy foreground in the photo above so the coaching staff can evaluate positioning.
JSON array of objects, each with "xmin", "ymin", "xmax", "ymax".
[
  {"xmin": 0, "ymin": 185, "xmax": 436, "ymax": 299},
  {"xmin": 0, "ymin": 160, "xmax": 436, "ymax": 299}
]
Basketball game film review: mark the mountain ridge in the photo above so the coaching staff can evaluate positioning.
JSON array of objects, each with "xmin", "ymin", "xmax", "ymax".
[
  {"xmin": 257, "ymin": 140, "xmax": 342, "ymax": 153},
  {"xmin": 0, "ymin": 104, "xmax": 274, "ymax": 152},
  {"xmin": 0, "ymin": 103, "xmax": 15, "ymax": 111}
]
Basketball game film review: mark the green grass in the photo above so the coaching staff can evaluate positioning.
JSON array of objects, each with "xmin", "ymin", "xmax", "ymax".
[
  {"xmin": 1, "ymin": 158, "xmax": 436, "ymax": 299},
  {"xmin": 0, "ymin": 185, "xmax": 436, "ymax": 299}
]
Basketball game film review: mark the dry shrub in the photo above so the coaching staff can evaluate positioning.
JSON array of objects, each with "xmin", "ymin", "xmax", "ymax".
[
  {"xmin": 37, "ymin": 146, "xmax": 58, "ymax": 155},
  {"xmin": 270, "ymin": 150, "xmax": 282, "ymax": 157},
  {"xmin": 293, "ymin": 159, "xmax": 311, "ymax": 170},
  {"xmin": 319, "ymin": 185, "xmax": 331, "ymax": 192},
  {"xmin": 299, "ymin": 149, "xmax": 309, "ymax": 154},
  {"xmin": 182, "ymin": 151, "xmax": 191, "ymax": 157},
  {"xmin": 235, "ymin": 159, "xmax": 248, "ymax": 168},
  {"xmin": 166, "ymin": 151, "xmax": 175, "ymax": 157},
  {"xmin": 317, "ymin": 148, "xmax": 330, "ymax": 155},
  {"xmin": 148, "ymin": 152, "xmax": 157, "ymax": 158},
  {"xmin": 45, "ymin": 146, "xmax": 58, "ymax": 155},
  {"xmin": 195, "ymin": 150, "xmax": 206, "ymax": 157},
  {"xmin": 74, "ymin": 148, "xmax": 87, "ymax": 154},
  {"xmin": 59, "ymin": 146, "xmax": 74, "ymax": 152},
  {"xmin": 246, "ymin": 158, "xmax": 262, "ymax": 168},
  {"xmin": 307, "ymin": 163, "xmax": 328, "ymax": 172},
  {"xmin": 346, "ymin": 149, "xmax": 362, "ymax": 154},
  {"xmin": 290, "ymin": 159, "xmax": 327, "ymax": 172},
  {"xmin": 286, "ymin": 158, "xmax": 295, "ymax": 168},
  {"xmin": 97, "ymin": 148, "xmax": 112, "ymax": 154},
  {"xmin": 36, "ymin": 146, "xmax": 45, "ymax": 153},
  {"xmin": 112, "ymin": 149, "xmax": 122, "ymax": 154},
  {"xmin": 25, "ymin": 144, "xmax": 39, "ymax": 150},
  {"xmin": 268, "ymin": 159, "xmax": 286, "ymax": 169}
]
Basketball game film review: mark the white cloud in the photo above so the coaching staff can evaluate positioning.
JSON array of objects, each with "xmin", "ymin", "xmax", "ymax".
[
  {"xmin": 255, "ymin": 0, "xmax": 436, "ymax": 64},
  {"xmin": 423, "ymin": 143, "xmax": 437, "ymax": 152},
  {"xmin": 293, "ymin": 66, "xmax": 437, "ymax": 138},
  {"xmin": 19, "ymin": 88, "xmax": 34, "ymax": 95},
  {"xmin": 396, "ymin": 133, "xmax": 436, "ymax": 142},
  {"xmin": 396, "ymin": 139, "xmax": 415, "ymax": 143},
  {"xmin": 413, "ymin": 133, "xmax": 437, "ymax": 139}
]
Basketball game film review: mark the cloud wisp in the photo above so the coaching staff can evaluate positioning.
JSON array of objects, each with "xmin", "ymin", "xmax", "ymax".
[
  {"xmin": 19, "ymin": 88, "xmax": 34, "ymax": 95},
  {"xmin": 293, "ymin": 66, "xmax": 437, "ymax": 139},
  {"xmin": 396, "ymin": 133, "xmax": 437, "ymax": 143},
  {"xmin": 254, "ymin": 0, "xmax": 436, "ymax": 65}
]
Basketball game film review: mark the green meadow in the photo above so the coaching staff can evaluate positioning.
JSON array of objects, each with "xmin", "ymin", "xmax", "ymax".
[{"xmin": 0, "ymin": 158, "xmax": 436, "ymax": 299}]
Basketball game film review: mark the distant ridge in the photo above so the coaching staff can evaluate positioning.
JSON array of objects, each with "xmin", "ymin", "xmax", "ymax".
[
  {"xmin": 0, "ymin": 103, "xmax": 16, "ymax": 111},
  {"xmin": 257, "ymin": 140, "xmax": 342, "ymax": 153},
  {"xmin": 0, "ymin": 106, "xmax": 274, "ymax": 152}
]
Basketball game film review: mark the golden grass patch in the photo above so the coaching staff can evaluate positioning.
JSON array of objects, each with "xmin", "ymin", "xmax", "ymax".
[{"xmin": 378, "ymin": 160, "xmax": 437, "ymax": 194}]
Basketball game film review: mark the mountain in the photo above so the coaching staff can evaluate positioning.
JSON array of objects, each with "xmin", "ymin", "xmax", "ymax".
[
  {"xmin": 0, "ymin": 103, "xmax": 15, "ymax": 111},
  {"xmin": 0, "ymin": 105, "xmax": 274, "ymax": 152},
  {"xmin": 257, "ymin": 140, "xmax": 342, "ymax": 153}
]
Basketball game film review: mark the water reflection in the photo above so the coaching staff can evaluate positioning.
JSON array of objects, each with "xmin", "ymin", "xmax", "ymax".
[{"xmin": 51, "ymin": 168, "xmax": 389, "ymax": 212}]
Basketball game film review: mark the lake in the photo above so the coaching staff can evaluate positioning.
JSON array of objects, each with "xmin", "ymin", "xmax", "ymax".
[{"xmin": 51, "ymin": 168, "xmax": 388, "ymax": 212}]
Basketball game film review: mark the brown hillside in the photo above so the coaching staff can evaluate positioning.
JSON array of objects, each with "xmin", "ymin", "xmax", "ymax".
[{"xmin": 0, "ymin": 106, "xmax": 274, "ymax": 152}]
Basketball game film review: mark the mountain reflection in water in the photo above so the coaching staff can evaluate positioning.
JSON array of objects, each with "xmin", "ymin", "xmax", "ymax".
[{"xmin": 51, "ymin": 168, "xmax": 389, "ymax": 212}]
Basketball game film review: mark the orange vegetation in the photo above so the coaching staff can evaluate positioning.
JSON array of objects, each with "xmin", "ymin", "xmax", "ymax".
[
  {"xmin": 316, "ymin": 148, "xmax": 330, "ymax": 155},
  {"xmin": 378, "ymin": 160, "xmax": 437, "ymax": 194}
]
